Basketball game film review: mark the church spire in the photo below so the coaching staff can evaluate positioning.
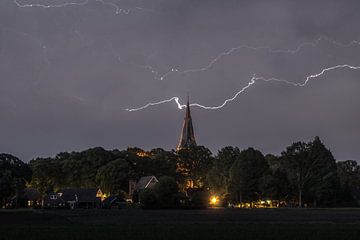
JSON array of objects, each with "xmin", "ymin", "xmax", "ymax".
[{"xmin": 177, "ymin": 94, "xmax": 197, "ymax": 150}]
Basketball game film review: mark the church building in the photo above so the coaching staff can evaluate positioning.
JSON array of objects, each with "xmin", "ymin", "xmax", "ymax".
[{"xmin": 177, "ymin": 96, "xmax": 197, "ymax": 150}]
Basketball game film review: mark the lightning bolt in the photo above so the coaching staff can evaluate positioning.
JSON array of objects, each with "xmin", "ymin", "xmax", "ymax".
[
  {"xmin": 125, "ymin": 97, "xmax": 181, "ymax": 112},
  {"xmin": 13, "ymin": 0, "xmax": 89, "ymax": 8},
  {"xmin": 95, "ymin": 0, "xmax": 151, "ymax": 14},
  {"xmin": 138, "ymin": 36, "xmax": 360, "ymax": 81},
  {"xmin": 13, "ymin": 0, "xmax": 153, "ymax": 14},
  {"xmin": 126, "ymin": 64, "xmax": 360, "ymax": 111},
  {"xmin": 10, "ymin": 1, "xmax": 360, "ymax": 113}
]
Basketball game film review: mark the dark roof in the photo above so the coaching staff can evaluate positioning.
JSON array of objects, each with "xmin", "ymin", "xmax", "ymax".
[
  {"xmin": 58, "ymin": 188, "xmax": 101, "ymax": 202},
  {"xmin": 177, "ymin": 96, "xmax": 197, "ymax": 150},
  {"xmin": 22, "ymin": 188, "xmax": 42, "ymax": 201},
  {"xmin": 136, "ymin": 176, "xmax": 158, "ymax": 190}
]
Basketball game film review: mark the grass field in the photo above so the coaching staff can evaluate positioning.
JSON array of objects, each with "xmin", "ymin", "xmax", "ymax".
[{"xmin": 1, "ymin": 208, "xmax": 360, "ymax": 240}]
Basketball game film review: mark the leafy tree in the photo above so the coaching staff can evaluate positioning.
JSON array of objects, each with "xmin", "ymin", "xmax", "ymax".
[
  {"xmin": 77, "ymin": 147, "xmax": 115, "ymax": 187},
  {"xmin": 337, "ymin": 160, "xmax": 360, "ymax": 203},
  {"xmin": 138, "ymin": 176, "xmax": 183, "ymax": 209},
  {"xmin": 265, "ymin": 154, "xmax": 281, "ymax": 171},
  {"xmin": 0, "ymin": 154, "xmax": 31, "ymax": 207},
  {"xmin": 139, "ymin": 188, "xmax": 158, "ymax": 209},
  {"xmin": 207, "ymin": 146, "xmax": 240, "ymax": 196},
  {"xmin": 280, "ymin": 137, "xmax": 338, "ymax": 207},
  {"xmin": 268, "ymin": 168, "xmax": 292, "ymax": 201},
  {"xmin": 229, "ymin": 148, "xmax": 269, "ymax": 203},
  {"xmin": 148, "ymin": 149, "xmax": 178, "ymax": 180},
  {"xmin": 0, "ymin": 170, "xmax": 15, "ymax": 207},
  {"xmin": 190, "ymin": 191, "xmax": 209, "ymax": 208},
  {"xmin": 307, "ymin": 137, "xmax": 338, "ymax": 206},
  {"xmin": 263, "ymin": 154, "xmax": 291, "ymax": 200},
  {"xmin": 30, "ymin": 157, "xmax": 62, "ymax": 193},
  {"xmin": 281, "ymin": 141, "xmax": 312, "ymax": 207},
  {"xmin": 96, "ymin": 159, "xmax": 131, "ymax": 195},
  {"xmin": 30, "ymin": 147, "xmax": 118, "ymax": 192},
  {"xmin": 153, "ymin": 176, "xmax": 181, "ymax": 208},
  {"xmin": 177, "ymin": 145, "xmax": 214, "ymax": 188}
]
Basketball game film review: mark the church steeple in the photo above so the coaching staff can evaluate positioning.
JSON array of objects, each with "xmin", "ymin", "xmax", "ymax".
[{"xmin": 177, "ymin": 95, "xmax": 197, "ymax": 150}]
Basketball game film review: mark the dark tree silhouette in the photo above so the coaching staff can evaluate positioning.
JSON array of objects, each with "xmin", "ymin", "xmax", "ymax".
[
  {"xmin": 177, "ymin": 145, "xmax": 214, "ymax": 189},
  {"xmin": 0, "ymin": 154, "xmax": 31, "ymax": 207},
  {"xmin": 229, "ymin": 148, "xmax": 270, "ymax": 203}
]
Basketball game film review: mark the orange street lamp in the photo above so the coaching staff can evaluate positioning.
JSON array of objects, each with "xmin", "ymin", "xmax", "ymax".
[{"xmin": 210, "ymin": 196, "xmax": 219, "ymax": 205}]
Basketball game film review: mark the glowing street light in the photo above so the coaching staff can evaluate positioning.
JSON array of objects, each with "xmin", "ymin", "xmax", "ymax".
[{"xmin": 210, "ymin": 196, "xmax": 219, "ymax": 205}]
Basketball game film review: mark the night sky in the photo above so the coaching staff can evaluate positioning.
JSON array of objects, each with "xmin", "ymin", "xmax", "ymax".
[{"xmin": 1, "ymin": 0, "xmax": 360, "ymax": 161}]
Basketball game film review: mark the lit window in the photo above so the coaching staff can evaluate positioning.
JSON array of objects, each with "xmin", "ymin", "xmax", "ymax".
[{"xmin": 50, "ymin": 195, "xmax": 58, "ymax": 200}]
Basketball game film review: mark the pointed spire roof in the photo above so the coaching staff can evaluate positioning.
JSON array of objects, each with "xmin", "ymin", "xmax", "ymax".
[{"xmin": 177, "ymin": 95, "xmax": 197, "ymax": 150}]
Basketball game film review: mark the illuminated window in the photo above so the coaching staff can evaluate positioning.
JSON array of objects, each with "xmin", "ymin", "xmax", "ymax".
[{"xmin": 50, "ymin": 195, "xmax": 58, "ymax": 200}]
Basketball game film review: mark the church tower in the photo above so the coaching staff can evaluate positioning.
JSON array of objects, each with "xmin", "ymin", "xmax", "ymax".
[{"xmin": 177, "ymin": 95, "xmax": 197, "ymax": 150}]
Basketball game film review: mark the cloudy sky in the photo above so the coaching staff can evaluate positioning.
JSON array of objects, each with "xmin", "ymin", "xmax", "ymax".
[{"xmin": 1, "ymin": 0, "xmax": 360, "ymax": 161}]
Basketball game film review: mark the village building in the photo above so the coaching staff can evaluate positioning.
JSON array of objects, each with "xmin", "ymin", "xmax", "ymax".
[
  {"xmin": 129, "ymin": 176, "xmax": 159, "ymax": 202},
  {"xmin": 22, "ymin": 188, "xmax": 42, "ymax": 208},
  {"xmin": 135, "ymin": 175, "xmax": 159, "ymax": 191},
  {"xmin": 176, "ymin": 96, "xmax": 199, "ymax": 189},
  {"xmin": 43, "ymin": 188, "xmax": 104, "ymax": 209},
  {"xmin": 43, "ymin": 192, "xmax": 66, "ymax": 209},
  {"xmin": 177, "ymin": 96, "xmax": 197, "ymax": 151},
  {"xmin": 9, "ymin": 188, "xmax": 42, "ymax": 208}
]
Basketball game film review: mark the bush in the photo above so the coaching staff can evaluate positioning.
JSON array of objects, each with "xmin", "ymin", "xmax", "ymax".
[
  {"xmin": 139, "ymin": 176, "xmax": 185, "ymax": 209},
  {"xmin": 190, "ymin": 191, "xmax": 209, "ymax": 208},
  {"xmin": 139, "ymin": 189, "xmax": 158, "ymax": 209},
  {"xmin": 153, "ymin": 176, "xmax": 180, "ymax": 208}
]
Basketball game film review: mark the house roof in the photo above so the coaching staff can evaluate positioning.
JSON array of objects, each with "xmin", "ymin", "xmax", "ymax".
[
  {"xmin": 58, "ymin": 188, "xmax": 101, "ymax": 202},
  {"xmin": 136, "ymin": 176, "xmax": 158, "ymax": 190}
]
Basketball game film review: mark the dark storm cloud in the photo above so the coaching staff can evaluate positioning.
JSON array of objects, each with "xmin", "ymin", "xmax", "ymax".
[{"xmin": 1, "ymin": 0, "xmax": 360, "ymax": 161}]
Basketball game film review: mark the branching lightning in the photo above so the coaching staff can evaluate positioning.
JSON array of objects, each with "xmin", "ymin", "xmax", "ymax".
[
  {"xmin": 13, "ymin": 0, "xmax": 153, "ymax": 14},
  {"xmin": 126, "ymin": 64, "xmax": 360, "ymax": 111},
  {"xmin": 95, "ymin": 0, "xmax": 151, "ymax": 14},
  {"xmin": 9, "ymin": 1, "xmax": 360, "ymax": 113},
  {"xmin": 139, "ymin": 36, "xmax": 360, "ymax": 81},
  {"xmin": 14, "ymin": 0, "xmax": 89, "ymax": 8}
]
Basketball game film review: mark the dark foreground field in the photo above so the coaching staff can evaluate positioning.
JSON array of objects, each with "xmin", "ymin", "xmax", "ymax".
[{"xmin": 1, "ymin": 208, "xmax": 360, "ymax": 240}]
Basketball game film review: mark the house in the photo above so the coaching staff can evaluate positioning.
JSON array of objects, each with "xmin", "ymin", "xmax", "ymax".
[
  {"xmin": 130, "ymin": 176, "xmax": 159, "ymax": 202},
  {"xmin": 42, "ymin": 188, "xmax": 104, "ymax": 209},
  {"xmin": 7, "ymin": 188, "xmax": 43, "ymax": 208},
  {"xmin": 58, "ymin": 188, "xmax": 104, "ymax": 209},
  {"xmin": 22, "ymin": 188, "xmax": 42, "ymax": 208},
  {"xmin": 129, "ymin": 176, "xmax": 159, "ymax": 196},
  {"xmin": 42, "ymin": 192, "xmax": 66, "ymax": 209},
  {"xmin": 136, "ymin": 176, "xmax": 159, "ymax": 191}
]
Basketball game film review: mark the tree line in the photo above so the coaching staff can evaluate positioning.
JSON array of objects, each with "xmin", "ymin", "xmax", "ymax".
[{"xmin": 1, "ymin": 136, "xmax": 360, "ymax": 208}]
